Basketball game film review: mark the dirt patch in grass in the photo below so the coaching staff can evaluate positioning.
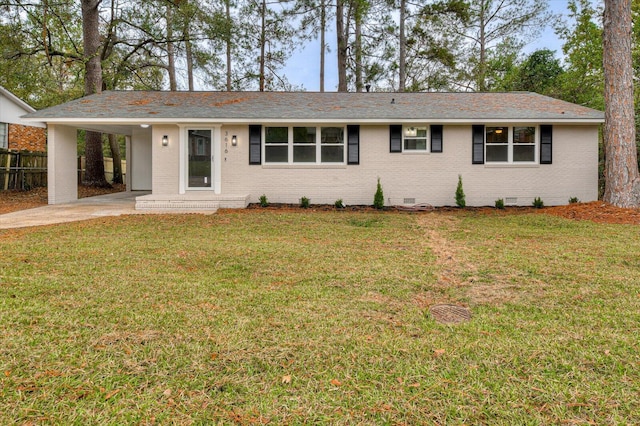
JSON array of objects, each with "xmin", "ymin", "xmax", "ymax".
[{"xmin": 0, "ymin": 184, "xmax": 126, "ymax": 214}]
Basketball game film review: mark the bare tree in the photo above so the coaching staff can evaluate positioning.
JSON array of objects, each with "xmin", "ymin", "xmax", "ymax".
[{"xmin": 602, "ymin": 0, "xmax": 640, "ymax": 207}]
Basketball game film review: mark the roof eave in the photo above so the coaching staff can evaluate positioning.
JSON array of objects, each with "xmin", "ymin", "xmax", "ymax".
[{"xmin": 24, "ymin": 117, "xmax": 605, "ymax": 125}]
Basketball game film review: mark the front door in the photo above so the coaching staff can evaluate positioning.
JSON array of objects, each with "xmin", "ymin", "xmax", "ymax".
[{"xmin": 188, "ymin": 129, "xmax": 212, "ymax": 188}]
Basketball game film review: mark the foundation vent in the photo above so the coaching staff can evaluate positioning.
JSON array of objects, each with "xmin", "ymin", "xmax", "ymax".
[
  {"xmin": 403, "ymin": 198, "xmax": 416, "ymax": 204},
  {"xmin": 505, "ymin": 197, "xmax": 518, "ymax": 205}
]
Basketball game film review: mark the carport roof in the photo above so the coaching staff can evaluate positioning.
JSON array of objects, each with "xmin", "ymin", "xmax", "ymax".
[{"xmin": 24, "ymin": 90, "xmax": 604, "ymax": 123}]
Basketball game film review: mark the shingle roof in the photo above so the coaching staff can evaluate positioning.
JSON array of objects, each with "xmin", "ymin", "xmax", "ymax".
[{"xmin": 25, "ymin": 91, "xmax": 604, "ymax": 122}]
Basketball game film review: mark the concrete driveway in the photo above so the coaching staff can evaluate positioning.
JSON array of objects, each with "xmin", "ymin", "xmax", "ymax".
[{"xmin": 0, "ymin": 191, "xmax": 159, "ymax": 229}]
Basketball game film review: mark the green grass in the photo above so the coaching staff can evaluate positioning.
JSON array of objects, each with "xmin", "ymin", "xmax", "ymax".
[{"xmin": 0, "ymin": 210, "xmax": 638, "ymax": 424}]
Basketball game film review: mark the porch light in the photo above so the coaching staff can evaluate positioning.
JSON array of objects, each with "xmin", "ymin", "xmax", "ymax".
[
  {"xmin": 140, "ymin": 124, "xmax": 150, "ymax": 128},
  {"xmin": 495, "ymin": 128, "xmax": 503, "ymax": 134},
  {"xmin": 231, "ymin": 135, "xmax": 238, "ymax": 146},
  {"xmin": 162, "ymin": 135, "xmax": 169, "ymax": 146}
]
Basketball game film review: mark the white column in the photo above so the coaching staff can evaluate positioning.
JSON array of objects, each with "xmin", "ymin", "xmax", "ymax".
[
  {"xmin": 125, "ymin": 135, "xmax": 132, "ymax": 191},
  {"xmin": 47, "ymin": 124, "xmax": 78, "ymax": 204}
]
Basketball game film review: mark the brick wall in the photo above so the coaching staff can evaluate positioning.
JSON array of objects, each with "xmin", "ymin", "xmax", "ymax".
[{"xmin": 8, "ymin": 124, "xmax": 47, "ymax": 152}]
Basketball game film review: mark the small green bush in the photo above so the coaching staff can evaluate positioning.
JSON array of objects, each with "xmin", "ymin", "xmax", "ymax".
[
  {"xmin": 569, "ymin": 196, "xmax": 579, "ymax": 204},
  {"xmin": 495, "ymin": 198, "xmax": 505, "ymax": 209},
  {"xmin": 300, "ymin": 196, "xmax": 310, "ymax": 209},
  {"xmin": 259, "ymin": 194, "xmax": 269, "ymax": 207},
  {"xmin": 532, "ymin": 197, "xmax": 544, "ymax": 208},
  {"xmin": 373, "ymin": 178, "xmax": 384, "ymax": 209},
  {"xmin": 335, "ymin": 199, "xmax": 345, "ymax": 209},
  {"xmin": 455, "ymin": 175, "xmax": 466, "ymax": 208}
]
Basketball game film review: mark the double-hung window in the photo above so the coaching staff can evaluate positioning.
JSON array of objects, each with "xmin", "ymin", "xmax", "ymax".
[
  {"xmin": 486, "ymin": 126, "xmax": 536, "ymax": 163},
  {"xmin": 403, "ymin": 126, "xmax": 428, "ymax": 152},
  {"xmin": 264, "ymin": 125, "xmax": 345, "ymax": 164},
  {"xmin": 265, "ymin": 127, "xmax": 289, "ymax": 163}
]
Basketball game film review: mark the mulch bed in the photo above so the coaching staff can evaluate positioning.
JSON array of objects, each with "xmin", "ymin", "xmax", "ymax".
[{"xmin": 2, "ymin": 189, "xmax": 639, "ymax": 225}]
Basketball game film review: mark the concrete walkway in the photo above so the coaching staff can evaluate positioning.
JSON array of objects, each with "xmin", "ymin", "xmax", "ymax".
[{"xmin": 0, "ymin": 191, "xmax": 213, "ymax": 230}]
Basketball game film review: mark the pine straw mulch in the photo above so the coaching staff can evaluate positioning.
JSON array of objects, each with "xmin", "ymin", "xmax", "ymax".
[{"xmin": 1, "ymin": 188, "xmax": 639, "ymax": 225}]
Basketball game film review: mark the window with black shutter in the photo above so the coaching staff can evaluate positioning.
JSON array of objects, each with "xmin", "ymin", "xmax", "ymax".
[
  {"xmin": 249, "ymin": 125, "xmax": 262, "ymax": 165},
  {"xmin": 390, "ymin": 125, "xmax": 402, "ymax": 153},
  {"xmin": 347, "ymin": 125, "xmax": 359, "ymax": 164},
  {"xmin": 472, "ymin": 125, "xmax": 485, "ymax": 164},
  {"xmin": 431, "ymin": 125, "xmax": 443, "ymax": 153},
  {"xmin": 540, "ymin": 125, "xmax": 552, "ymax": 164}
]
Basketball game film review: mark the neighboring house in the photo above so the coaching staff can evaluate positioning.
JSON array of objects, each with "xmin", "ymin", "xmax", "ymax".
[
  {"xmin": 23, "ymin": 91, "xmax": 604, "ymax": 208},
  {"xmin": 0, "ymin": 86, "xmax": 47, "ymax": 152}
]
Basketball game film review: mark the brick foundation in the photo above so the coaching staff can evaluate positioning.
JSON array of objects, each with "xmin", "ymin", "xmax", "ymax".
[{"xmin": 8, "ymin": 124, "xmax": 47, "ymax": 152}]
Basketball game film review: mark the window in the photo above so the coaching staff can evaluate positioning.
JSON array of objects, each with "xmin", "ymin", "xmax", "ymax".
[
  {"xmin": 265, "ymin": 126, "xmax": 288, "ymax": 163},
  {"xmin": 321, "ymin": 127, "xmax": 344, "ymax": 162},
  {"xmin": 403, "ymin": 126, "xmax": 427, "ymax": 151},
  {"xmin": 513, "ymin": 126, "xmax": 536, "ymax": 162},
  {"xmin": 486, "ymin": 127, "xmax": 508, "ymax": 162},
  {"xmin": 0, "ymin": 123, "xmax": 7, "ymax": 150},
  {"xmin": 264, "ymin": 126, "xmax": 345, "ymax": 164},
  {"xmin": 485, "ymin": 126, "xmax": 537, "ymax": 163}
]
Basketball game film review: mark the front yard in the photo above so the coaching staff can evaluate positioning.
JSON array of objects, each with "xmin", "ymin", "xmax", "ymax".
[{"xmin": 0, "ymin": 210, "xmax": 638, "ymax": 424}]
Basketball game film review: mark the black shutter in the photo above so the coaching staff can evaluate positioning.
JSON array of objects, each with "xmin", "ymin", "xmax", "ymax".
[
  {"xmin": 347, "ymin": 125, "xmax": 359, "ymax": 164},
  {"xmin": 472, "ymin": 125, "xmax": 485, "ymax": 164},
  {"xmin": 249, "ymin": 125, "xmax": 261, "ymax": 165},
  {"xmin": 540, "ymin": 125, "xmax": 552, "ymax": 164},
  {"xmin": 431, "ymin": 125, "xmax": 443, "ymax": 153},
  {"xmin": 390, "ymin": 125, "xmax": 402, "ymax": 152}
]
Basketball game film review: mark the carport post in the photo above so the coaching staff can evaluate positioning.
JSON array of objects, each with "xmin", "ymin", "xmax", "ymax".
[{"xmin": 47, "ymin": 124, "xmax": 78, "ymax": 204}]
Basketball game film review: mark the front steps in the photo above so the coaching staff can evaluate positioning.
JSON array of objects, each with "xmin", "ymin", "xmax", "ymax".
[{"xmin": 135, "ymin": 193, "xmax": 250, "ymax": 211}]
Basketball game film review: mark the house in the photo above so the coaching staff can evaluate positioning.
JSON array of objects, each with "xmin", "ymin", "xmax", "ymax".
[
  {"xmin": 0, "ymin": 86, "xmax": 47, "ymax": 152},
  {"xmin": 23, "ymin": 91, "xmax": 604, "ymax": 208}
]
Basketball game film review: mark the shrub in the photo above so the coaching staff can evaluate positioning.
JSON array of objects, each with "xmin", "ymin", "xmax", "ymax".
[
  {"xmin": 300, "ymin": 196, "xmax": 310, "ymax": 209},
  {"xmin": 495, "ymin": 198, "xmax": 505, "ymax": 209},
  {"xmin": 259, "ymin": 194, "xmax": 269, "ymax": 207},
  {"xmin": 373, "ymin": 178, "xmax": 384, "ymax": 209},
  {"xmin": 335, "ymin": 199, "xmax": 345, "ymax": 209},
  {"xmin": 532, "ymin": 197, "xmax": 544, "ymax": 208},
  {"xmin": 455, "ymin": 175, "xmax": 466, "ymax": 208},
  {"xmin": 569, "ymin": 196, "xmax": 579, "ymax": 204}
]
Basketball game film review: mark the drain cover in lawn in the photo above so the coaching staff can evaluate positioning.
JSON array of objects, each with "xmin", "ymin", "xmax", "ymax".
[{"xmin": 429, "ymin": 304, "xmax": 472, "ymax": 324}]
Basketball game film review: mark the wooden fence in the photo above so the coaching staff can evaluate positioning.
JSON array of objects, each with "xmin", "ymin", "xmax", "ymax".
[
  {"xmin": 0, "ymin": 149, "xmax": 47, "ymax": 190},
  {"xmin": 0, "ymin": 150, "xmax": 126, "ymax": 191}
]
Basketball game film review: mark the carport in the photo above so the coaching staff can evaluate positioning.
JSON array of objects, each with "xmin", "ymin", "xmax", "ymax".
[{"xmin": 31, "ymin": 121, "xmax": 152, "ymax": 205}]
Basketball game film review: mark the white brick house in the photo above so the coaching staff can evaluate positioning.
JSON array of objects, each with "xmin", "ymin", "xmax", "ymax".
[{"xmin": 24, "ymin": 91, "xmax": 604, "ymax": 208}]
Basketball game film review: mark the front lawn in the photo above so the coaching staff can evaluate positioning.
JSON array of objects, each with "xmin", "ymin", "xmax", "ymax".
[{"xmin": 0, "ymin": 211, "xmax": 638, "ymax": 424}]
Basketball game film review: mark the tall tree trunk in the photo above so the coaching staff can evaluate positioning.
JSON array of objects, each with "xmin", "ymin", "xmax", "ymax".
[
  {"xmin": 166, "ymin": 5, "xmax": 177, "ymax": 91},
  {"xmin": 259, "ymin": 0, "xmax": 266, "ymax": 91},
  {"xmin": 477, "ymin": 0, "xmax": 487, "ymax": 92},
  {"xmin": 108, "ymin": 134, "xmax": 123, "ymax": 184},
  {"xmin": 399, "ymin": 0, "xmax": 406, "ymax": 92},
  {"xmin": 354, "ymin": 1, "xmax": 363, "ymax": 92},
  {"xmin": 185, "ymin": 30, "xmax": 194, "ymax": 91},
  {"xmin": 320, "ymin": 0, "xmax": 325, "ymax": 92},
  {"xmin": 603, "ymin": 0, "xmax": 640, "ymax": 207},
  {"xmin": 226, "ymin": 0, "xmax": 232, "ymax": 91},
  {"xmin": 82, "ymin": 0, "xmax": 109, "ymax": 187},
  {"xmin": 336, "ymin": 0, "xmax": 347, "ymax": 92}
]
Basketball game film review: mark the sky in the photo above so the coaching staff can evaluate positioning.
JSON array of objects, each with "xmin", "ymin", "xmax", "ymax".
[{"xmin": 281, "ymin": 0, "xmax": 583, "ymax": 92}]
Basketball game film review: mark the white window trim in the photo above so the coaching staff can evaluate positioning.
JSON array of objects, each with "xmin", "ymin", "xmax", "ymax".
[
  {"xmin": 402, "ymin": 125, "xmax": 429, "ymax": 153},
  {"xmin": 485, "ymin": 125, "xmax": 538, "ymax": 165},
  {"xmin": 263, "ymin": 124, "xmax": 347, "ymax": 165}
]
